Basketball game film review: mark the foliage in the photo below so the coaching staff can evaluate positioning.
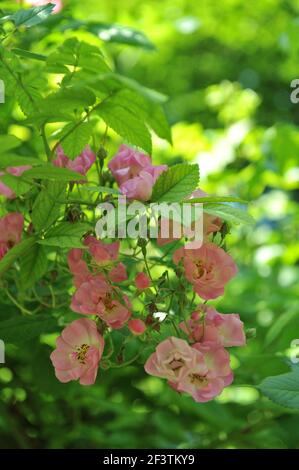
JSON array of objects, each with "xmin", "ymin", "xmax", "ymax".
[{"xmin": 0, "ymin": 0, "xmax": 298, "ymax": 450}]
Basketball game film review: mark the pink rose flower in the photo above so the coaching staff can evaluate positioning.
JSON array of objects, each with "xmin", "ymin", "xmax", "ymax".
[
  {"xmin": 71, "ymin": 277, "xmax": 131, "ymax": 329},
  {"xmin": 145, "ymin": 336, "xmax": 206, "ymax": 384},
  {"xmin": 175, "ymin": 342, "xmax": 233, "ymax": 403},
  {"xmin": 53, "ymin": 146, "xmax": 96, "ymax": 176},
  {"xmin": 109, "ymin": 262, "xmax": 128, "ymax": 283},
  {"xmin": 108, "ymin": 144, "xmax": 152, "ymax": 186},
  {"xmin": 68, "ymin": 249, "xmax": 92, "ymax": 288},
  {"xmin": 50, "ymin": 318, "xmax": 104, "ymax": 385},
  {"xmin": 157, "ymin": 188, "xmax": 223, "ymax": 248},
  {"xmin": 180, "ymin": 305, "xmax": 246, "ymax": 347},
  {"xmin": 84, "ymin": 236, "xmax": 128, "ymax": 283},
  {"xmin": 173, "ymin": 242, "xmax": 238, "ymax": 300},
  {"xmin": 135, "ymin": 272, "xmax": 151, "ymax": 290},
  {"xmin": 119, "ymin": 170, "xmax": 155, "ymax": 201},
  {"xmin": 96, "ymin": 292, "xmax": 131, "ymax": 329},
  {"xmin": 0, "ymin": 212, "xmax": 24, "ymax": 260},
  {"xmin": 84, "ymin": 236, "xmax": 119, "ymax": 265},
  {"xmin": 108, "ymin": 144, "xmax": 167, "ymax": 201},
  {"xmin": 70, "ymin": 275, "xmax": 111, "ymax": 315},
  {"xmin": 128, "ymin": 319, "xmax": 146, "ymax": 335},
  {"xmin": 0, "ymin": 165, "xmax": 32, "ymax": 199},
  {"xmin": 145, "ymin": 336, "xmax": 233, "ymax": 403}
]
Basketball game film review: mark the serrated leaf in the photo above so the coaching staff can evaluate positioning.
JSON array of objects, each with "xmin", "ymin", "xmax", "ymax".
[
  {"xmin": 16, "ymin": 84, "xmax": 41, "ymax": 116},
  {"xmin": 1, "ymin": 4, "xmax": 54, "ymax": 28},
  {"xmin": 42, "ymin": 86, "xmax": 96, "ymax": 112},
  {"xmin": 0, "ymin": 237, "xmax": 36, "ymax": 276},
  {"xmin": 97, "ymin": 101, "xmax": 152, "ymax": 154},
  {"xmin": 19, "ymin": 244, "xmax": 48, "ymax": 289},
  {"xmin": 0, "ymin": 154, "xmax": 42, "ymax": 168},
  {"xmin": 25, "ymin": 165, "xmax": 85, "ymax": 181},
  {"xmin": 38, "ymin": 222, "xmax": 91, "ymax": 248},
  {"xmin": 32, "ymin": 181, "xmax": 66, "ymax": 231},
  {"xmin": 12, "ymin": 48, "xmax": 47, "ymax": 62},
  {"xmin": 109, "ymin": 89, "xmax": 171, "ymax": 144},
  {"xmin": 55, "ymin": 122, "xmax": 93, "ymax": 159},
  {"xmin": 259, "ymin": 368, "xmax": 299, "ymax": 409},
  {"xmin": 46, "ymin": 38, "xmax": 110, "ymax": 74},
  {"xmin": 151, "ymin": 164, "xmax": 199, "ymax": 203},
  {"xmin": 0, "ymin": 173, "xmax": 31, "ymax": 196},
  {"xmin": 0, "ymin": 315, "xmax": 57, "ymax": 345},
  {"xmin": 0, "ymin": 135, "xmax": 21, "ymax": 154},
  {"xmin": 203, "ymin": 203, "xmax": 255, "ymax": 225}
]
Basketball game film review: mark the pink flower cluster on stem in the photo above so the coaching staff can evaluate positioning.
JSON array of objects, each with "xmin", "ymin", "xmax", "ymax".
[
  {"xmin": 49, "ymin": 143, "xmax": 245, "ymax": 402},
  {"xmin": 145, "ymin": 305, "xmax": 245, "ymax": 402}
]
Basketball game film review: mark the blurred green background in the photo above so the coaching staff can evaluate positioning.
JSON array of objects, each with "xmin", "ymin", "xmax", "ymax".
[{"xmin": 1, "ymin": 0, "xmax": 299, "ymax": 449}]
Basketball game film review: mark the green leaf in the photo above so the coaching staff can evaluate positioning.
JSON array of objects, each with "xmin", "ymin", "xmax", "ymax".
[
  {"xmin": 12, "ymin": 48, "xmax": 47, "ymax": 62},
  {"xmin": 151, "ymin": 164, "xmax": 199, "ymax": 203},
  {"xmin": 15, "ymin": 75, "xmax": 43, "ymax": 116},
  {"xmin": 55, "ymin": 122, "xmax": 93, "ymax": 159},
  {"xmin": 187, "ymin": 196, "xmax": 248, "ymax": 204},
  {"xmin": 83, "ymin": 185, "xmax": 120, "ymax": 195},
  {"xmin": 97, "ymin": 100, "xmax": 152, "ymax": 154},
  {"xmin": 0, "ymin": 173, "xmax": 31, "ymax": 196},
  {"xmin": 46, "ymin": 38, "xmax": 110, "ymax": 74},
  {"xmin": 109, "ymin": 89, "xmax": 171, "ymax": 144},
  {"xmin": 42, "ymin": 86, "xmax": 96, "ymax": 112},
  {"xmin": 0, "ymin": 238, "xmax": 36, "ymax": 276},
  {"xmin": 0, "ymin": 315, "xmax": 57, "ymax": 345},
  {"xmin": 19, "ymin": 244, "xmax": 48, "ymax": 289},
  {"xmin": 259, "ymin": 368, "xmax": 299, "ymax": 409},
  {"xmin": 0, "ymin": 135, "xmax": 21, "ymax": 154},
  {"xmin": 264, "ymin": 308, "xmax": 299, "ymax": 348},
  {"xmin": 203, "ymin": 203, "xmax": 255, "ymax": 225},
  {"xmin": 1, "ymin": 4, "xmax": 54, "ymax": 28},
  {"xmin": 0, "ymin": 154, "xmax": 42, "ymax": 168},
  {"xmin": 38, "ymin": 222, "xmax": 91, "ymax": 248},
  {"xmin": 32, "ymin": 181, "xmax": 66, "ymax": 231},
  {"xmin": 25, "ymin": 165, "xmax": 85, "ymax": 181},
  {"xmin": 88, "ymin": 22, "xmax": 155, "ymax": 50}
]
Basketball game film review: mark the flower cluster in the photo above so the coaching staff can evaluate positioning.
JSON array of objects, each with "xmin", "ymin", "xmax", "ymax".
[
  {"xmin": 145, "ymin": 305, "xmax": 245, "ymax": 402},
  {"xmin": 1, "ymin": 141, "xmax": 246, "ymax": 403},
  {"xmin": 0, "ymin": 146, "xmax": 95, "ymax": 201}
]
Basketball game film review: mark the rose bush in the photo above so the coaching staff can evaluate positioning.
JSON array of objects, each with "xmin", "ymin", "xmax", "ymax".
[{"xmin": 0, "ymin": 3, "xmax": 251, "ymax": 405}]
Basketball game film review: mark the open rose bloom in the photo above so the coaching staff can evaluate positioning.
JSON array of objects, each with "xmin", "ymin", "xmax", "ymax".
[
  {"xmin": 173, "ymin": 242, "xmax": 238, "ymax": 300},
  {"xmin": 68, "ymin": 238, "xmax": 131, "ymax": 330},
  {"xmin": 50, "ymin": 319, "xmax": 104, "ymax": 385},
  {"xmin": 180, "ymin": 305, "xmax": 246, "ymax": 347},
  {"xmin": 145, "ymin": 337, "xmax": 234, "ymax": 403}
]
